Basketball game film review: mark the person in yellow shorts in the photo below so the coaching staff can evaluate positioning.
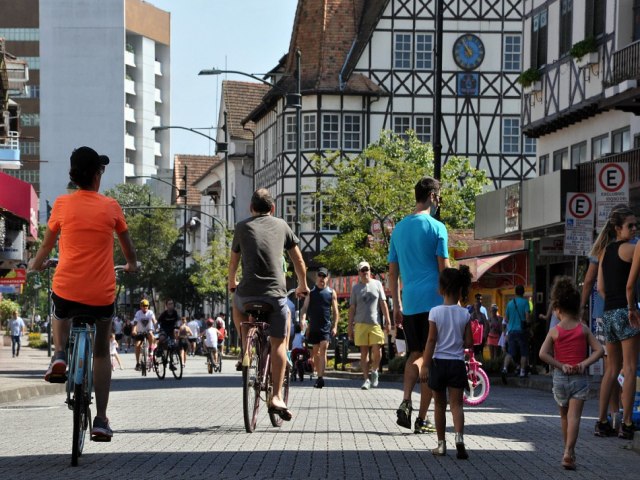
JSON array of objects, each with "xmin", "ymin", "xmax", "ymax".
[{"xmin": 348, "ymin": 261, "xmax": 391, "ymax": 390}]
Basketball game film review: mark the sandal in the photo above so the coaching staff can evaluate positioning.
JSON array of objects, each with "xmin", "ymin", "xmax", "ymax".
[
  {"xmin": 268, "ymin": 405, "xmax": 293, "ymax": 421},
  {"xmin": 561, "ymin": 453, "xmax": 576, "ymax": 470}
]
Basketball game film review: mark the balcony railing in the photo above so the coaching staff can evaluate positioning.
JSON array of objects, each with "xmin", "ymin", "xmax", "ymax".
[
  {"xmin": 609, "ymin": 40, "xmax": 640, "ymax": 86},
  {"xmin": 577, "ymin": 147, "xmax": 640, "ymax": 192}
]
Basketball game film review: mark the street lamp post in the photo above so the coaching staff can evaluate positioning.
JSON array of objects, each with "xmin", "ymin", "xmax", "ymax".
[{"xmin": 198, "ymin": 49, "xmax": 303, "ymax": 235}]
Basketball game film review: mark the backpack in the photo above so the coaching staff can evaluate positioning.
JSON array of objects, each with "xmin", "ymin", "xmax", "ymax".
[{"xmin": 470, "ymin": 319, "xmax": 483, "ymax": 345}]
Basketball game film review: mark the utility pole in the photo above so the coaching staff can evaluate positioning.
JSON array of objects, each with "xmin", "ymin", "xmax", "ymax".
[
  {"xmin": 182, "ymin": 165, "xmax": 187, "ymax": 316},
  {"xmin": 433, "ymin": 0, "xmax": 443, "ymax": 183}
]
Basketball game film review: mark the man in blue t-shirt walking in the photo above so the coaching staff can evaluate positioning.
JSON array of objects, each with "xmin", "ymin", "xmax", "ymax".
[
  {"xmin": 501, "ymin": 284, "xmax": 531, "ymax": 382},
  {"xmin": 388, "ymin": 176, "xmax": 449, "ymax": 434}
]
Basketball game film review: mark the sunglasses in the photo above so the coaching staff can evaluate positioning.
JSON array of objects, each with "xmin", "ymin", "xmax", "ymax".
[
  {"xmin": 624, "ymin": 222, "xmax": 638, "ymax": 229},
  {"xmin": 317, "ymin": 273, "xmax": 327, "ymax": 278}
]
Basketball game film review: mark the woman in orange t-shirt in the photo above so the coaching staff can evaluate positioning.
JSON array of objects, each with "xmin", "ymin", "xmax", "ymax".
[{"xmin": 29, "ymin": 146, "xmax": 137, "ymax": 441}]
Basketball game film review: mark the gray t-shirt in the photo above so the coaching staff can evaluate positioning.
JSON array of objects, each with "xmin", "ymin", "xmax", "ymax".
[
  {"xmin": 231, "ymin": 214, "xmax": 298, "ymax": 298},
  {"xmin": 350, "ymin": 279, "xmax": 386, "ymax": 325}
]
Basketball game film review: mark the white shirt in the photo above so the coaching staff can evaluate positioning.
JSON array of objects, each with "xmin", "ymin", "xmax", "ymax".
[
  {"xmin": 9, "ymin": 317, "xmax": 25, "ymax": 336},
  {"xmin": 187, "ymin": 320, "xmax": 201, "ymax": 337},
  {"xmin": 113, "ymin": 317, "xmax": 123, "ymax": 335},
  {"xmin": 215, "ymin": 316, "xmax": 225, "ymax": 328},
  {"xmin": 429, "ymin": 304, "xmax": 470, "ymax": 361},
  {"xmin": 204, "ymin": 327, "xmax": 219, "ymax": 348},
  {"xmin": 110, "ymin": 339, "xmax": 118, "ymax": 355},
  {"xmin": 133, "ymin": 309, "xmax": 156, "ymax": 332}
]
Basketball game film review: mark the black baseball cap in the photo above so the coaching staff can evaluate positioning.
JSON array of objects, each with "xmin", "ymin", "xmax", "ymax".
[
  {"xmin": 70, "ymin": 146, "xmax": 110, "ymax": 170},
  {"xmin": 317, "ymin": 267, "xmax": 329, "ymax": 277}
]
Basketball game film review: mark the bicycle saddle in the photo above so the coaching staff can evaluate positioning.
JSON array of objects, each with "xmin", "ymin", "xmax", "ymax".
[{"xmin": 243, "ymin": 301, "xmax": 273, "ymax": 315}]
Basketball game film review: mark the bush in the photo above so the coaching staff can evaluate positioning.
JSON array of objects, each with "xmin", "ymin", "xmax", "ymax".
[
  {"xmin": 517, "ymin": 68, "xmax": 542, "ymax": 87},
  {"xmin": 388, "ymin": 355, "xmax": 407, "ymax": 374},
  {"xmin": 570, "ymin": 36, "xmax": 597, "ymax": 61},
  {"xmin": 28, "ymin": 333, "xmax": 48, "ymax": 349}
]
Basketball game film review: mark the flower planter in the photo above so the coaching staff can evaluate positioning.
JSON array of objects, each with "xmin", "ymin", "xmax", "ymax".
[
  {"xmin": 523, "ymin": 81, "xmax": 542, "ymax": 95},
  {"xmin": 575, "ymin": 51, "xmax": 598, "ymax": 69}
]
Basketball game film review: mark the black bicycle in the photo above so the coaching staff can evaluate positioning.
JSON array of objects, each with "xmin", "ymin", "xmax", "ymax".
[
  {"xmin": 242, "ymin": 301, "xmax": 291, "ymax": 433},
  {"xmin": 153, "ymin": 338, "xmax": 183, "ymax": 380}
]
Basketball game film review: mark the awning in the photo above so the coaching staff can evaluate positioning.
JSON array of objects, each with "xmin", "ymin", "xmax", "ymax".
[
  {"xmin": 457, "ymin": 253, "xmax": 515, "ymax": 281},
  {"xmin": 0, "ymin": 171, "xmax": 38, "ymax": 237}
]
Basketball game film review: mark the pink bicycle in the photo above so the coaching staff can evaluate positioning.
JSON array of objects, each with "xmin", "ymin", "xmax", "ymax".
[{"xmin": 463, "ymin": 348, "xmax": 490, "ymax": 406}]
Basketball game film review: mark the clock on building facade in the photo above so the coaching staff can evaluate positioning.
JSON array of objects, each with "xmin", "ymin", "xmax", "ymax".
[{"xmin": 453, "ymin": 34, "xmax": 485, "ymax": 71}]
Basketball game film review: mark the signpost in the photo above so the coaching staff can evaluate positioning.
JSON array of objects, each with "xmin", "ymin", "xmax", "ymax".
[
  {"xmin": 595, "ymin": 162, "xmax": 629, "ymax": 230},
  {"xmin": 564, "ymin": 193, "xmax": 594, "ymax": 257}
]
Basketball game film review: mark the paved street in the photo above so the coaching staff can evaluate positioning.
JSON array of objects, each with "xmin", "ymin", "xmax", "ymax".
[{"xmin": 0, "ymin": 349, "xmax": 637, "ymax": 480}]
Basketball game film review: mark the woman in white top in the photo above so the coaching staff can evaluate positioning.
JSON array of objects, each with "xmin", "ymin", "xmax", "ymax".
[{"xmin": 421, "ymin": 265, "xmax": 473, "ymax": 460}]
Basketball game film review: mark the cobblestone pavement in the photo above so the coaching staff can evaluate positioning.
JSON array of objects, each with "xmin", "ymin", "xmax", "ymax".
[{"xmin": 0, "ymin": 351, "xmax": 637, "ymax": 480}]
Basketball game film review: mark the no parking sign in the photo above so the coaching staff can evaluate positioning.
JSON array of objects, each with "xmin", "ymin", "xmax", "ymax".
[
  {"xmin": 564, "ymin": 192, "xmax": 594, "ymax": 256},
  {"xmin": 596, "ymin": 163, "xmax": 629, "ymax": 230}
]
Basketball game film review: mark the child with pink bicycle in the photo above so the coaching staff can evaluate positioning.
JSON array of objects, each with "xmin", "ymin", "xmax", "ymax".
[
  {"xmin": 539, "ymin": 276, "xmax": 603, "ymax": 471},
  {"xmin": 420, "ymin": 265, "xmax": 473, "ymax": 460}
]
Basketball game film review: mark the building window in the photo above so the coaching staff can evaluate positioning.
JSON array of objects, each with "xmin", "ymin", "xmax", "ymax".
[
  {"xmin": 13, "ymin": 85, "xmax": 40, "ymax": 99},
  {"xmin": 20, "ymin": 140, "xmax": 40, "ymax": 156},
  {"xmin": 0, "ymin": 28, "xmax": 39, "ymax": 41},
  {"xmin": 393, "ymin": 116, "xmax": 411, "ymax": 140},
  {"xmin": 22, "ymin": 57, "xmax": 40, "ymax": 70},
  {"xmin": 539, "ymin": 154, "xmax": 549, "ymax": 175},
  {"xmin": 322, "ymin": 114, "xmax": 340, "ymax": 150},
  {"xmin": 502, "ymin": 118, "xmax": 520, "ymax": 154},
  {"xmin": 612, "ymin": 127, "xmax": 630, "ymax": 153},
  {"xmin": 523, "ymin": 136, "xmax": 536, "ymax": 155},
  {"xmin": 415, "ymin": 34, "xmax": 433, "ymax": 70},
  {"xmin": 592, "ymin": 134, "xmax": 609, "ymax": 160},
  {"xmin": 343, "ymin": 114, "xmax": 361, "ymax": 151},
  {"xmin": 20, "ymin": 113, "xmax": 40, "ymax": 127},
  {"xmin": 559, "ymin": 0, "xmax": 573, "ymax": 57},
  {"xmin": 263, "ymin": 131, "xmax": 269, "ymax": 163},
  {"xmin": 284, "ymin": 195, "xmax": 316, "ymax": 232},
  {"xmin": 303, "ymin": 113, "xmax": 316, "ymax": 150},
  {"xmin": 503, "ymin": 35, "xmax": 522, "ymax": 72},
  {"xmin": 394, "ymin": 33, "xmax": 412, "ymax": 69},
  {"xmin": 284, "ymin": 115, "xmax": 296, "ymax": 151},
  {"xmin": 319, "ymin": 200, "xmax": 338, "ymax": 232},
  {"xmin": 586, "ymin": 0, "xmax": 606, "ymax": 39},
  {"xmin": 415, "ymin": 116, "xmax": 432, "ymax": 143},
  {"xmin": 272, "ymin": 121, "xmax": 278, "ymax": 158},
  {"xmin": 531, "ymin": 9, "xmax": 548, "ymax": 68},
  {"xmin": 4, "ymin": 169, "xmax": 39, "ymax": 184},
  {"xmin": 284, "ymin": 197, "xmax": 296, "ymax": 230},
  {"xmin": 553, "ymin": 148, "xmax": 569, "ymax": 171},
  {"xmin": 570, "ymin": 142, "xmax": 587, "ymax": 168}
]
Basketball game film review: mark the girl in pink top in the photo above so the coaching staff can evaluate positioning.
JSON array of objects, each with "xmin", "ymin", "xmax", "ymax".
[{"xmin": 539, "ymin": 276, "xmax": 603, "ymax": 471}]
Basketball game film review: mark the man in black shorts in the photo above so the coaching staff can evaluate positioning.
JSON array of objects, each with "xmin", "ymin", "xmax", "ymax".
[
  {"xmin": 300, "ymin": 267, "xmax": 340, "ymax": 389},
  {"xmin": 155, "ymin": 299, "xmax": 179, "ymax": 356}
]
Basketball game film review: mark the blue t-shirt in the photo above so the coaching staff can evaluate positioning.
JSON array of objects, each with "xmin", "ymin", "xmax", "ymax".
[
  {"xmin": 505, "ymin": 297, "xmax": 530, "ymax": 333},
  {"xmin": 388, "ymin": 213, "xmax": 448, "ymax": 314}
]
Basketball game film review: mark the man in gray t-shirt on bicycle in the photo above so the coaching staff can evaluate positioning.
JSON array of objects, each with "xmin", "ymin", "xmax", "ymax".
[{"xmin": 229, "ymin": 188, "xmax": 309, "ymax": 421}]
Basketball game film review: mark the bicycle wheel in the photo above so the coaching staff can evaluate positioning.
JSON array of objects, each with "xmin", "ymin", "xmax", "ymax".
[
  {"xmin": 170, "ymin": 349, "xmax": 183, "ymax": 379},
  {"xmin": 207, "ymin": 351, "xmax": 213, "ymax": 374},
  {"xmin": 269, "ymin": 363, "xmax": 291, "ymax": 427},
  {"xmin": 71, "ymin": 339, "xmax": 90, "ymax": 466},
  {"xmin": 140, "ymin": 339, "xmax": 148, "ymax": 377},
  {"xmin": 242, "ymin": 332, "xmax": 261, "ymax": 433},
  {"xmin": 154, "ymin": 349, "xmax": 166, "ymax": 380},
  {"xmin": 463, "ymin": 367, "xmax": 491, "ymax": 406}
]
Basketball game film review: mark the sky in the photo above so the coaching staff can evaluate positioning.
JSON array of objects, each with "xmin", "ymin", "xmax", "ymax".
[{"xmin": 149, "ymin": 0, "xmax": 298, "ymax": 160}]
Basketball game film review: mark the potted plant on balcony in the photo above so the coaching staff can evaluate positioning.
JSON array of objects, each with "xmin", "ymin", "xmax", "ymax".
[
  {"xmin": 517, "ymin": 68, "xmax": 542, "ymax": 95},
  {"xmin": 570, "ymin": 36, "xmax": 598, "ymax": 69}
]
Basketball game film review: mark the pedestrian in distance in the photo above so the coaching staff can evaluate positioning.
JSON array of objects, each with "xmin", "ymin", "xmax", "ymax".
[
  {"xmin": 122, "ymin": 317, "xmax": 133, "ymax": 353},
  {"xmin": 539, "ymin": 276, "xmax": 604, "ymax": 470},
  {"xmin": 388, "ymin": 175, "xmax": 448, "ymax": 433},
  {"xmin": 501, "ymin": 285, "xmax": 531, "ymax": 382},
  {"xmin": 348, "ymin": 261, "xmax": 391, "ymax": 390},
  {"xmin": 109, "ymin": 333, "xmax": 124, "ymax": 371},
  {"xmin": 420, "ymin": 265, "xmax": 473, "ymax": 459},
  {"xmin": 486, "ymin": 304, "xmax": 502, "ymax": 360},
  {"xmin": 9, "ymin": 310, "xmax": 26, "ymax": 358},
  {"xmin": 300, "ymin": 267, "xmax": 340, "ymax": 389},
  {"xmin": 187, "ymin": 316, "xmax": 201, "ymax": 356},
  {"xmin": 28, "ymin": 145, "xmax": 138, "ymax": 441},
  {"xmin": 596, "ymin": 205, "xmax": 640, "ymax": 439}
]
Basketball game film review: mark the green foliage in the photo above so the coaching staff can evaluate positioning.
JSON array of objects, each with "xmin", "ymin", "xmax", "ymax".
[
  {"xmin": 570, "ymin": 36, "xmax": 597, "ymax": 60},
  {"xmin": 315, "ymin": 131, "xmax": 488, "ymax": 274},
  {"xmin": 517, "ymin": 67, "xmax": 542, "ymax": 87},
  {"xmin": 191, "ymin": 229, "xmax": 232, "ymax": 305},
  {"xmin": 28, "ymin": 332, "xmax": 48, "ymax": 349},
  {"xmin": 0, "ymin": 298, "xmax": 20, "ymax": 331}
]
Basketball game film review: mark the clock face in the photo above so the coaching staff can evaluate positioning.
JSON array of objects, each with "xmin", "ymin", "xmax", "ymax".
[{"xmin": 453, "ymin": 34, "xmax": 485, "ymax": 71}]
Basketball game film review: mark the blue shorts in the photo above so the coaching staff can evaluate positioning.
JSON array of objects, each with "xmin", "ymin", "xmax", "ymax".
[
  {"xmin": 233, "ymin": 293, "xmax": 288, "ymax": 339},
  {"xmin": 507, "ymin": 331, "xmax": 529, "ymax": 358},
  {"xmin": 602, "ymin": 308, "xmax": 640, "ymax": 343},
  {"xmin": 552, "ymin": 370, "xmax": 589, "ymax": 407}
]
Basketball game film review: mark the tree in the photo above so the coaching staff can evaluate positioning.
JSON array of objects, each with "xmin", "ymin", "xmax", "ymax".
[
  {"xmin": 315, "ymin": 131, "xmax": 488, "ymax": 274},
  {"xmin": 191, "ymin": 229, "xmax": 232, "ymax": 308},
  {"xmin": 104, "ymin": 184, "xmax": 180, "ymax": 309}
]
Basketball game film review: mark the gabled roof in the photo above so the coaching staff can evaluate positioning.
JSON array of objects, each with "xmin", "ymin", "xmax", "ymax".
[
  {"xmin": 246, "ymin": 0, "xmax": 388, "ymax": 123},
  {"xmin": 222, "ymin": 80, "xmax": 270, "ymax": 141},
  {"xmin": 173, "ymin": 154, "xmax": 219, "ymax": 206}
]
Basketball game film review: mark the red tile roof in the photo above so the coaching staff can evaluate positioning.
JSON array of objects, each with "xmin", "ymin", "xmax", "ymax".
[
  {"xmin": 222, "ymin": 81, "xmax": 270, "ymax": 141},
  {"xmin": 173, "ymin": 154, "xmax": 220, "ymax": 206}
]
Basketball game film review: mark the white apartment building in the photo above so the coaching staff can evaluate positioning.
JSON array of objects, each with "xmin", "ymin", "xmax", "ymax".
[{"xmin": 38, "ymin": 0, "xmax": 170, "ymax": 210}]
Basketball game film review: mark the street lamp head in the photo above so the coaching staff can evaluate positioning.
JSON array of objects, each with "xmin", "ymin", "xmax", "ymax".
[{"xmin": 198, "ymin": 68, "xmax": 224, "ymax": 76}]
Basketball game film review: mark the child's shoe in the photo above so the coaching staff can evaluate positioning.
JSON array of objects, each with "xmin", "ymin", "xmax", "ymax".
[
  {"xmin": 455, "ymin": 432, "xmax": 469, "ymax": 460},
  {"xmin": 431, "ymin": 440, "xmax": 446, "ymax": 456}
]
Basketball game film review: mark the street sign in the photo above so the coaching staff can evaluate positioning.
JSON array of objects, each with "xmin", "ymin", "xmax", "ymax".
[
  {"xmin": 564, "ymin": 192, "xmax": 594, "ymax": 256},
  {"xmin": 595, "ymin": 162, "xmax": 629, "ymax": 230}
]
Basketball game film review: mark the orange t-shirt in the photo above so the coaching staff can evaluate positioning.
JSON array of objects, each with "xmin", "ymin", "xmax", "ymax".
[{"xmin": 48, "ymin": 190, "xmax": 128, "ymax": 306}]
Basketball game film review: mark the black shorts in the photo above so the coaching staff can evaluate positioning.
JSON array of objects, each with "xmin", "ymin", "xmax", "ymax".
[
  {"xmin": 403, "ymin": 312, "xmax": 429, "ymax": 353},
  {"xmin": 52, "ymin": 292, "xmax": 114, "ymax": 322},
  {"xmin": 115, "ymin": 333, "xmax": 123, "ymax": 341},
  {"xmin": 428, "ymin": 358, "xmax": 467, "ymax": 392},
  {"xmin": 134, "ymin": 332, "xmax": 150, "ymax": 341},
  {"xmin": 179, "ymin": 338, "xmax": 189, "ymax": 350},
  {"xmin": 307, "ymin": 331, "xmax": 330, "ymax": 345}
]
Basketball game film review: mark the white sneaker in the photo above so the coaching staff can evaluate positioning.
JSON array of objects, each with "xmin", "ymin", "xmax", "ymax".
[
  {"xmin": 371, "ymin": 370, "xmax": 379, "ymax": 388},
  {"xmin": 361, "ymin": 379, "xmax": 371, "ymax": 390}
]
